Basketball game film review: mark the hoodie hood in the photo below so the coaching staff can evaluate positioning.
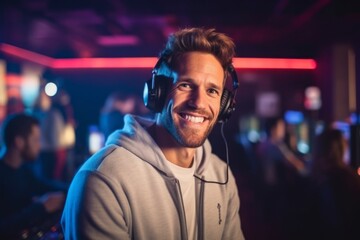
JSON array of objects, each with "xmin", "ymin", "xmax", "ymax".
[{"xmin": 106, "ymin": 114, "xmax": 213, "ymax": 177}]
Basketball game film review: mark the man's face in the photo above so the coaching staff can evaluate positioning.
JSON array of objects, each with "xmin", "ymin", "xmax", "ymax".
[
  {"xmin": 159, "ymin": 52, "xmax": 225, "ymax": 148},
  {"xmin": 21, "ymin": 125, "xmax": 41, "ymax": 162}
]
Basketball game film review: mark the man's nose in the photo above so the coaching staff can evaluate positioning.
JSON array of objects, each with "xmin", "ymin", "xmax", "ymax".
[{"xmin": 188, "ymin": 89, "xmax": 207, "ymax": 109}]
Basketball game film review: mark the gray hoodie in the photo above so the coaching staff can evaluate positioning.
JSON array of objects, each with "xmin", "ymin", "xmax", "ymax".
[{"xmin": 61, "ymin": 114, "xmax": 244, "ymax": 240}]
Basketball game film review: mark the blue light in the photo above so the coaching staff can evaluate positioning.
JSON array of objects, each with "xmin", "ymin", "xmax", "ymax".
[
  {"xmin": 247, "ymin": 130, "xmax": 260, "ymax": 143},
  {"xmin": 350, "ymin": 113, "xmax": 360, "ymax": 124},
  {"xmin": 297, "ymin": 141, "xmax": 309, "ymax": 154},
  {"xmin": 284, "ymin": 110, "xmax": 304, "ymax": 124}
]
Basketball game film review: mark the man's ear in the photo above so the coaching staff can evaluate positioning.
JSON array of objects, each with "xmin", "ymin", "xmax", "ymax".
[{"xmin": 14, "ymin": 136, "xmax": 25, "ymax": 149}]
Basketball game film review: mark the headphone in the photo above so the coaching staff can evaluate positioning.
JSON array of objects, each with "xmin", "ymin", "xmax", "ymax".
[{"xmin": 143, "ymin": 57, "xmax": 239, "ymax": 123}]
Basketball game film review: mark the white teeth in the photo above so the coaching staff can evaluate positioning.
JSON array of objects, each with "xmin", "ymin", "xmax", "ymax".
[{"xmin": 184, "ymin": 115, "xmax": 204, "ymax": 123}]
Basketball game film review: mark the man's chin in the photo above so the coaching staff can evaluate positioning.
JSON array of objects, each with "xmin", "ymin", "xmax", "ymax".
[{"xmin": 179, "ymin": 137, "xmax": 206, "ymax": 148}]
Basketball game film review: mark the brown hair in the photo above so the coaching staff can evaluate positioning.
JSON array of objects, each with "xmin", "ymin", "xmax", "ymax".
[
  {"xmin": 159, "ymin": 28, "xmax": 235, "ymax": 71},
  {"xmin": 2, "ymin": 113, "xmax": 39, "ymax": 147}
]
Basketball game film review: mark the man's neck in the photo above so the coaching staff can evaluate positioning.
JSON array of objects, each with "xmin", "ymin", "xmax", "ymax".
[
  {"xmin": 148, "ymin": 125, "xmax": 195, "ymax": 168},
  {"xmin": 2, "ymin": 150, "xmax": 23, "ymax": 169}
]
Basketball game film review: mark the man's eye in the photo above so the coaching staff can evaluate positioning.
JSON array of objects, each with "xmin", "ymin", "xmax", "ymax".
[
  {"xmin": 178, "ymin": 83, "xmax": 191, "ymax": 89},
  {"xmin": 208, "ymin": 88, "xmax": 220, "ymax": 95}
]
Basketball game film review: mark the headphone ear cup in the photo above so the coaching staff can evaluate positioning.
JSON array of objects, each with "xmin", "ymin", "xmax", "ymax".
[
  {"xmin": 218, "ymin": 89, "xmax": 235, "ymax": 123},
  {"xmin": 143, "ymin": 78, "xmax": 157, "ymax": 112},
  {"xmin": 143, "ymin": 75, "xmax": 172, "ymax": 113}
]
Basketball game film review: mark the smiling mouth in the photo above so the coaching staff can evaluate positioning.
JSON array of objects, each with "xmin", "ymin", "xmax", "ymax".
[{"xmin": 179, "ymin": 113, "xmax": 205, "ymax": 123}]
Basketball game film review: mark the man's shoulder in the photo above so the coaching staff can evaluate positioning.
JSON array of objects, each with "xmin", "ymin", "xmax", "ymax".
[{"xmin": 79, "ymin": 144, "xmax": 141, "ymax": 173}]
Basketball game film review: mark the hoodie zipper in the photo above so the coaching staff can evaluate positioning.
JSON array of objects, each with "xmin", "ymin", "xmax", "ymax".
[{"xmin": 196, "ymin": 177, "xmax": 205, "ymax": 240}]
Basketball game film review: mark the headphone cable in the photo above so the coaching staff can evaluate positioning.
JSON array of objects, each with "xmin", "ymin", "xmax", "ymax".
[{"xmin": 194, "ymin": 122, "xmax": 229, "ymax": 185}]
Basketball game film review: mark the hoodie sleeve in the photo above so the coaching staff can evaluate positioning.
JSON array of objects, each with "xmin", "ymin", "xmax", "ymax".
[{"xmin": 61, "ymin": 170, "xmax": 131, "ymax": 240}]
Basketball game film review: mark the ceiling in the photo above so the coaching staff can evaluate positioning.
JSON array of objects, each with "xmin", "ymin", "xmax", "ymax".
[{"xmin": 1, "ymin": 0, "xmax": 360, "ymax": 60}]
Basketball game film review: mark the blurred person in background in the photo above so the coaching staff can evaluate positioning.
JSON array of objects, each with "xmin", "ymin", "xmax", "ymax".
[
  {"xmin": 309, "ymin": 127, "xmax": 360, "ymax": 240},
  {"xmin": 0, "ymin": 113, "xmax": 67, "ymax": 239},
  {"xmin": 0, "ymin": 98, "xmax": 25, "ymax": 149},
  {"xmin": 255, "ymin": 116, "xmax": 309, "ymax": 239},
  {"xmin": 51, "ymin": 90, "xmax": 76, "ymax": 181},
  {"xmin": 99, "ymin": 92, "xmax": 137, "ymax": 140},
  {"xmin": 256, "ymin": 116, "xmax": 306, "ymax": 187},
  {"xmin": 33, "ymin": 88, "xmax": 75, "ymax": 182}
]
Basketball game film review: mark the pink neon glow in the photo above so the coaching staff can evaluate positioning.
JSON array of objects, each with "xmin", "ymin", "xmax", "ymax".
[
  {"xmin": 0, "ymin": 44, "xmax": 53, "ymax": 67},
  {"xmin": 52, "ymin": 58, "xmax": 157, "ymax": 69},
  {"xmin": 0, "ymin": 43, "xmax": 317, "ymax": 70},
  {"xmin": 97, "ymin": 35, "xmax": 140, "ymax": 46},
  {"xmin": 232, "ymin": 58, "xmax": 317, "ymax": 69}
]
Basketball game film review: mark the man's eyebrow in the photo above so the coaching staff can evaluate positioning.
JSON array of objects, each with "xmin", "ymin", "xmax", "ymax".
[
  {"xmin": 176, "ymin": 76, "xmax": 193, "ymax": 83},
  {"xmin": 207, "ymin": 82, "xmax": 223, "ymax": 91}
]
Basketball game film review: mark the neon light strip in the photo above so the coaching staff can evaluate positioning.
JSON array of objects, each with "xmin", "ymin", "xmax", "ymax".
[
  {"xmin": 0, "ymin": 43, "xmax": 53, "ymax": 67},
  {"xmin": 1, "ymin": 43, "xmax": 317, "ymax": 70},
  {"xmin": 52, "ymin": 57, "xmax": 157, "ymax": 69},
  {"xmin": 232, "ymin": 58, "xmax": 317, "ymax": 70}
]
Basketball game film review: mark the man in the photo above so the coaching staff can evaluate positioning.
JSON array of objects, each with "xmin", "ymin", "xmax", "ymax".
[
  {"xmin": 99, "ymin": 92, "xmax": 138, "ymax": 139},
  {"xmin": 255, "ymin": 117, "xmax": 308, "ymax": 239},
  {"xmin": 0, "ymin": 113, "xmax": 67, "ymax": 239},
  {"xmin": 62, "ymin": 27, "xmax": 245, "ymax": 240},
  {"xmin": 257, "ymin": 117, "xmax": 306, "ymax": 186}
]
